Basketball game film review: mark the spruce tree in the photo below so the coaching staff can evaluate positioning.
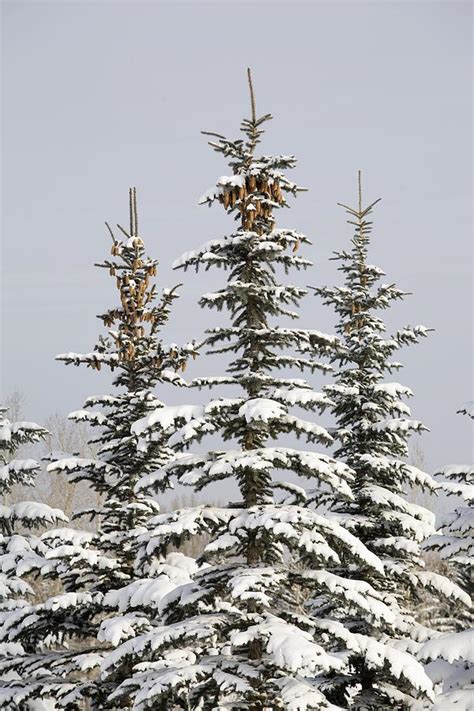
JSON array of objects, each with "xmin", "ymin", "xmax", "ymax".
[
  {"xmin": 0, "ymin": 191, "xmax": 196, "ymax": 709},
  {"xmin": 0, "ymin": 404, "xmax": 67, "ymax": 705},
  {"xmin": 311, "ymin": 175, "xmax": 471, "ymax": 708},
  {"xmin": 425, "ymin": 405, "xmax": 473, "ymax": 608},
  {"xmin": 418, "ymin": 405, "xmax": 473, "ymax": 709},
  {"xmin": 0, "ymin": 405, "xmax": 66, "ymax": 606},
  {"xmin": 99, "ymin": 73, "xmax": 437, "ymax": 711}
]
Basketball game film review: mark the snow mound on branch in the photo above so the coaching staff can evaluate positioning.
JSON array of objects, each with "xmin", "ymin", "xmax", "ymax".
[
  {"xmin": 231, "ymin": 614, "xmax": 343, "ymax": 674},
  {"xmin": 41, "ymin": 527, "xmax": 95, "ymax": 547},
  {"xmin": 313, "ymin": 620, "xmax": 433, "ymax": 698},
  {"xmin": 47, "ymin": 457, "xmax": 116, "ymax": 474},
  {"xmin": 373, "ymin": 382, "xmax": 413, "ymax": 397},
  {"xmin": 274, "ymin": 676, "xmax": 342, "ymax": 710},
  {"xmin": 10, "ymin": 501, "xmax": 68, "ymax": 525},
  {"xmin": 132, "ymin": 405, "xmax": 204, "ymax": 436},
  {"xmin": 303, "ymin": 570, "xmax": 398, "ymax": 623},
  {"xmin": 103, "ymin": 577, "xmax": 180, "ymax": 613},
  {"xmin": 103, "ymin": 556, "xmax": 197, "ymax": 612},
  {"xmin": 408, "ymin": 571, "xmax": 471, "ymax": 607},
  {"xmin": 370, "ymin": 417, "xmax": 425, "ymax": 433},
  {"xmin": 24, "ymin": 700, "xmax": 58, "ymax": 711},
  {"xmin": 123, "ymin": 662, "xmax": 208, "ymax": 708},
  {"xmin": 440, "ymin": 481, "xmax": 474, "ymax": 501},
  {"xmin": 98, "ymin": 614, "xmax": 152, "ymax": 646},
  {"xmin": 362, "ymin": 484, "xmax": 434, "ymax": 523},
  {"xmin": 0, "ymin": 459, "xmax": 38, "ymax": 480},
  {"xmin": 68, "ymin": 409, "xmax": 107, "ymax": 425},
  {"xmin": 226, "ymin": 505, "xmax": 383, "ymax": 571},
  {"xmin": 419, "ymin": 629, "xmax": 474, "ymax": 664},
  {"xmin": 227, "ymin": 567, "xmax": 285, "ymax": 606},
  {"xmin": 355, "ymin": 637, "xmax": 434, "ymax": 698},
  {"xmin": 238, "ymin": 398, "xmax": 285, "ymax": 423},
  {"xmin": 271, "ymin": 387, "xmax": 332, "ymax": 408},
  {"xmin": 102, "ymin": 615, "xmax": 226, "ymax": 674},
  {"xmin": 437, "ymin": 464, "xmax": 474, "ymax": 480},
  {"xmin": 0, "ymin": 420, "xmax": 45, "ymax": 440}
]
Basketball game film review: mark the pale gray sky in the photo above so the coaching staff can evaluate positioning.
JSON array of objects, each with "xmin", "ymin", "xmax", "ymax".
[{"xmin": 1, "ymin": 0, "xmax": 472, "ymax": 472}]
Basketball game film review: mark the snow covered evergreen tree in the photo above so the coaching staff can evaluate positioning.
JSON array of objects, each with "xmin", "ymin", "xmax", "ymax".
[
  {"xmin": 418, "ymin": 404, "xmax": 473, "ymax": 709},
  {"xmin": 99, "ymin": 73, "xmax": 439, "ymax": 710},
  {"xmin": 425, "ymin": 404, "xmax": 473, "ymax": 610},
  {"xmin": 0, "ymin": 190, "xmax": 196, "ymax": 709},
  {"xmin": 0, "ymin": 405, "xmax": 66, "ymax": 608},
  {"xmin": 311, "ymin": 175, "xmax": 471, "ymax": 708},
  {"xmin": 0, "ymin": 404, "xmax": 67, "ymax": 704}
]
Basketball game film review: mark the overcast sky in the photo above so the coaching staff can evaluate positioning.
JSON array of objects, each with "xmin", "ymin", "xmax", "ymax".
[{"xmin": 1, "ymin": 0, "xmax": 472, "ymax": 472}]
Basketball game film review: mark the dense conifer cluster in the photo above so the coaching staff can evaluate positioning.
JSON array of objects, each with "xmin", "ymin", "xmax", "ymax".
[{"xmin": 0, "ymin": 73, "xmax": 470, "ymax": 711}]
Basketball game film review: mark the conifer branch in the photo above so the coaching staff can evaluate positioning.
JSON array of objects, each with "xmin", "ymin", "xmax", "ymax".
[
  {"xmin": 105, "ymin": 222, "xmax": 116, "ymax": 243},
  {"xmin": 117, "ymin": 223, "xmax": 131, "ymax": 240}
]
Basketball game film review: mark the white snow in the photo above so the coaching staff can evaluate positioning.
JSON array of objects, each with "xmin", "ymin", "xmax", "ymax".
[
  {"xmin": 419, "ymin": 629, "xmax": 474, "ymax": 665},
  {"xmin": 238, "ymin": 398, "xmax": 285, "ymax": 423},
  {"xmin": 98, "ymin": 613, "xmax": 152, "ymax": 646},
  {"xmin": 10, "ymin": 501, "xmax": 68, "ymax": 525},
  {"xmin": 231, "ymin": 614, "xmax": 344, "ymax": 674},
  {"xmin": 132, "ymin": 405, "xmax": 204, "ymax": 436}
]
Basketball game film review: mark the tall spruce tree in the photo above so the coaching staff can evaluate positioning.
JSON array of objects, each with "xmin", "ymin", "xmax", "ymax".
[
  {"xmin": 99, "ymin": 73, "xmax": 438, "ymax": 710},
  {"xmin": 418, "ymin": 405, "xmax": 473, "ymax": 709},
  {"xmin": 311, "ymin": 175, "xmax": 471, "ymax": 708},
  {"xmin": 0, "ymin": 191, "xmax": 196, "ymax": 709}
]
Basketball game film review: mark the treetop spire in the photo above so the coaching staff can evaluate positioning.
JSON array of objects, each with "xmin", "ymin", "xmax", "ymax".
[
  {"xmin": 129, "ymin": 185, "xmax": 138, "ymax": 237},
  {"xmin": 197, "ymin": 72, "xmax": 304, "ymax": 234},
  {"xmin": 247, "ymin": 66, "xmax": 257, "ymax": 126}
]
